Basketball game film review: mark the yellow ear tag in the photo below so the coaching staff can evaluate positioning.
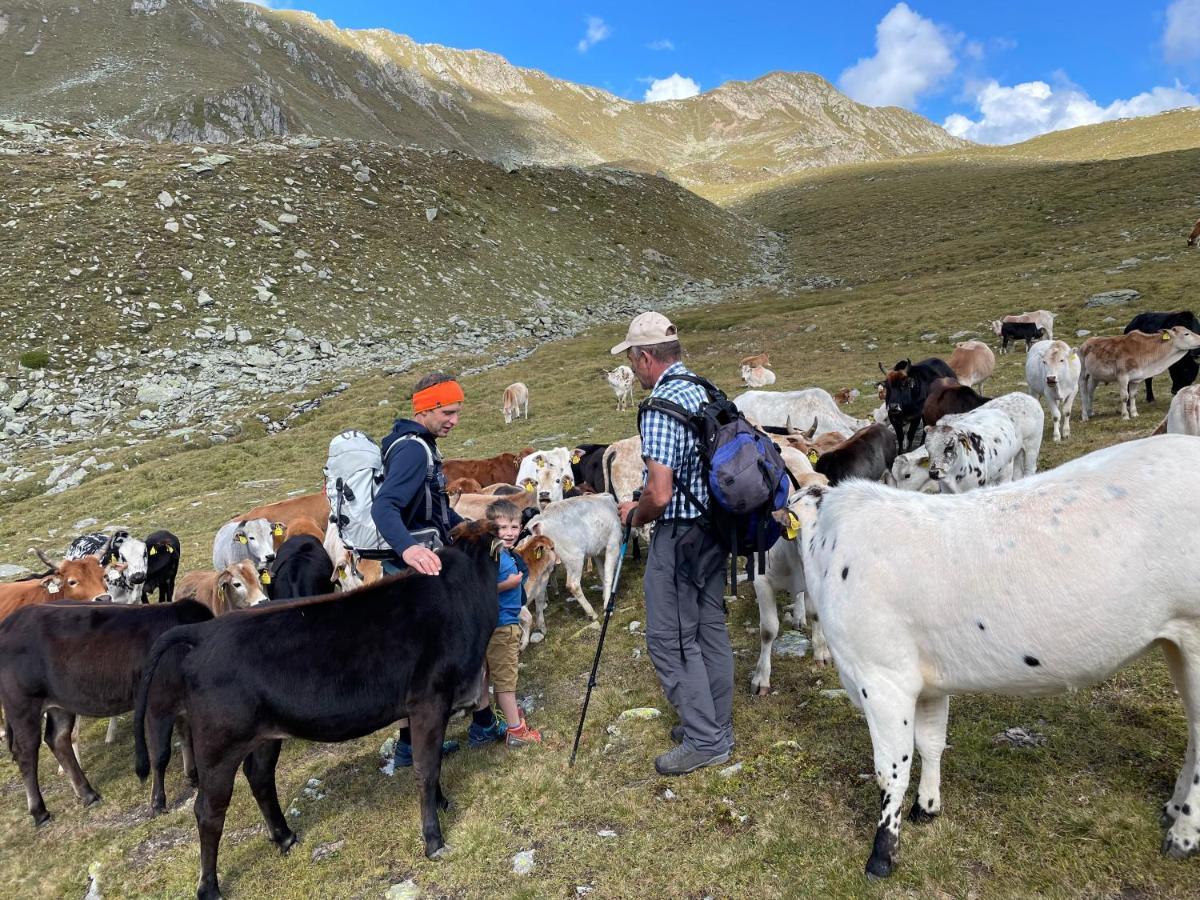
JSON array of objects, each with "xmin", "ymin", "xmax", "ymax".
[
  {"xmin": 571, "ymin": 452, "xmax": 582, "ymax": 464},
  {"xmin": 237, "ymin": 534, "xmax": 248, "ymax": 544},
  {"xmin": 273, "ymin": 524, "xmax": 284, "ymax": 536},
  {"xmin": 535, "ymin": 546, "xmax": 544, "ymax": 560},
  {"xmin": 535, "ymin": 456, "xmax": 546, "ymax": 468},
  {"xmin": 523, "ymin": 482, "xmax": 535, "ymax": 493},
  {"xmin": 1163, "ymin": 332, "xmax": 1172, "ymax": 341},
  {"xmin": 108, "ymin": 554, "xmax": 118, "ymax": 565},
  {"xmin": 784, "ymin": 512, "xmax": 800, "ymax": 541},
  {"xmin": 260, "ymin": 572, "xmax": 271, "ymax": 585},
  {"xmin": 149, "ymin": 547, "xmax": 158, "ymax": 556},
  {"xmin": 336, "ymin": 564, "xmax": 346, "ymax": 577},
  {"xmin": 1070, "ymin": 353, "xmax": 1078, "ymax": 362},
  {"xmin": 807, "ymin": 450, "xmax": 819, "ymax": 464},
  {"xmin": 166, "ymin": 546, "xmax": 174, "ymax": 553}
]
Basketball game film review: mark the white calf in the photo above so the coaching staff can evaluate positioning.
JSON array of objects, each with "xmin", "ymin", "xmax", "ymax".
[
  {"xmin": 1026, "ymin": 340, "xmax": 1081, "ymax": 442},
  {"xmin": 212, "ymin": 518, "xmax": 276, "ymax": 571},
  {"xmin": 525, "ymin": 494, "xmax": 621, "ymax": 624},
  {"xmin": 515, "ymin": 447, "xmax": 574, "ymax": 504},
  {"xmin": 1166, "ymin": 385, "xmax": 1200, "ymax": 435},
  {"xmin": 502, "ymin": 382, "xmax": 529, "ymax": 424},
  {"xmin": 924, "ymin": 409, "xmax": 1021, "ymax": 492},
  {"xmin": 741, "ymin": 364, "xmax": 777, "ymax": 388},
  {"xmin": 885, "ymin": 446, "xmax": 934, "ymax": 492},
  {"xmin": 980, "ymin": 391, "xmax": 1044, "ymax": 477},
  {"xmin": 605, "ymin": 366, "xmax": 636, "ymax": 411},
  {"xmin": 789, "ymin": 435, "xmax": 1200, "ymax": 878},
  {"xmin": 734, "ymin": 388, "xmax": 869, "ymax": 437}
]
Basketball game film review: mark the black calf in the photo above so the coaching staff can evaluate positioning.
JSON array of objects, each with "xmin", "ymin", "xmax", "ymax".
[
  {"xmin": 143, "ymin": 530, "xmax": 181, "ymax": 603},
  {"xmin": 133, "ymin": 520, "xmax": 501, "ymax": 900},
  {"xmin": 267, "ymin": 535, "xmax": 333, "ymax": 602}
]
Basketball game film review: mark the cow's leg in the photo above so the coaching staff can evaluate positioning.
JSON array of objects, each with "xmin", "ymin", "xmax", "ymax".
[
  {"xmin": 179, "ymin": 718, "xmax": 197, "ymax": 786},
  {"xmin": 1048, "ymin": 393, "xmax": 1063, "ymax": 442},
  {"xmin": 194, "ymin": 748, "xmax": 245, "ymax": 900},
  {"xmin": 1146, "ymin": 376, "xmax": 1156, "ymax": 404},
  {"xmin": 105, "ymin": 716, "xmax": 119, "ymax": 744},
  {"xmin": 1127, "ymin": 379, "xmax": 1140, "ymax": 418},
  {"xmin": 1162, "ymin": 636, "xmax": 1200, "ymax": 858},
  {"xmin": 533, "ymin": 585, "xmax": 548, "ymax": 634},
  {"xmin": 563, "ymin": 553, "xmax": 597, "ymax": 620},
  {"xmin": 409, "ymin": 695, "xmax": 454, "ymax": 858},
  {"xmin": 909, "ymin": 695, "xmax": 950, "ymax": 822},
  {"xmin": 1161, "ymin": 640, "xmax": 1195, "ymax": 827},
  {"xmin": 1080, "ymin": 372, "xmax": 1094, "ymax": 421},
  {"xmin": 148, "ymin": 710, "xmax": 176, "ymax": 813},
  {"xmin": 859, "ymin": 679, "xmax": 918, "ymax": 879},
  {"xmin": 905, "ymin": 418, "xmax": 919, "ymax": 452},
  {"xmin": 1061, "ymin": 390, "xmax": 1077, "ymax": 439},
  {"xmin": 1117, "ymin": 376, "xmax": 1132, "ymax": 418},
  {"xmin": 750, "ymin": 576, "xmax": 778, "ymax": 696},
  {"xmin": 810, "ymin": 610, "xmax": 832, "ymax": 666},
  {"xmin": 5, "ymin": 699, "xmax": 51, "ymax": 826},
  {"xmin": 242, "ymin": 740, "xmax": 297, "ymax": 852},
  {"xmin": 45, "ymin": 709, "xmax": 101, "ymax": 807}
]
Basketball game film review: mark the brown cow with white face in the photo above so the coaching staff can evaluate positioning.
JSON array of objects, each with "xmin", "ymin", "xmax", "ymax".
[
  {"xmin": 175, "ymin": 561, "xmax": 268, "ymax": 615},
  {"xmin": 0, "ymin": 556, "xmax": 110, "ymax": 621},
  {"xmin": 1080, "ymin": 327, "xmax": 1200, "ymax": 420}
]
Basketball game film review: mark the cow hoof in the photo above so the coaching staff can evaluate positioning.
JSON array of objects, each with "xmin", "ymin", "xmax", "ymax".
[
  {"xmin": 908, "ymin": 801, "xmax": 939, "ymax": 824},
  {"xmin": 278, "ymin": 832, "xmax": 299, "ymax": 855},
  {"xmin": 529, "ymin": 632, "xmax": 545, "ymax": 644},
  {"xmin": 1162, "ymin": 806, "xmax": 1178, "ymax": 828},
  {"xmin": 438, "ymin": 795, "xmax": 452, "ymax": 812},
  {"xmin": 82, "ymin": 791, "xmax": 102, "ymax": 808},
  {"xmin": 151, "ymin": 802, "xmax": 166, "ymax": 817},
  {"xmin": 865, "ymin": 856, "xmax": 894, "ymax": 880},
  {"xmin": 753, "ymin": 684, "xmax": 770, "ymax": 697},
  {"xmin": 427, "ymin": 843, "xmax": 453, "ymax": 860},
  {"xmin": 32, "ymin": 810, "xmax": 52, "ymax": 828}
]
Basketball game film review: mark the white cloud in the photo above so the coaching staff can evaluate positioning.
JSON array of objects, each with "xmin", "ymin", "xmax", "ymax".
[
  {"xmin": 1164, "ymin": 0, "xmax": 1200, "ymax": 64},
  {"xmin": 643, "ymin": 73, "xmax": 701, "ymax": 103},
  {"xmin": 943, "ymin": 77, "xmax": 1200, "ymax": 144},
  {"xmin": 647, "ymin": 39, "xmax": 674, "ymax": 51},
  {"xmin": 577, "ymin": 16, "xmax": 610, "ymax": 53},
  {"xmin": 838, "ymin": 2, "xmax": 958, "ymax": 109}
]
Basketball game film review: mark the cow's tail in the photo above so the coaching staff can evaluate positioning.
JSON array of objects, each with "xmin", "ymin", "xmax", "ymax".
[
  {"xmin": 133, "ymin": 625, "xmax": 201, "ymax": 781},
  {"xmin": 603, "ymin": 450, "xmax": 617, "ymax": 501}
]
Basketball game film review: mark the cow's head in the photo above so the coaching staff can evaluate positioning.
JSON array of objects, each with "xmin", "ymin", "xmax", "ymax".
[
  {"xmin": 234, "ymin": 518, "xmax": 276, "ymax": 568},
  {"xmin": 106, "ymin": 536, "xmax": 149, "ymax": 587},
  {"xmin": 990, "ymin": 320, "xmax": 1003, "ymax": 336},
  {"xmin": 923, "ymin": 426, "xmax": 981, "ymax": 493},
  {"xmin": 1165, "ymin": 326, "xmax": 1200, "ymax": 352},
  {"xmin": 40, "ymin": 555, "xmax": 111, "ymax": 602},
  {"xmin": 520, "ymin": 452, "xmax": 572, "ymax": 505},
  {"xmin": 1039, "ymin": 341, "xmax": 1076, "ymax": 396},
  {"xmin": 889, "ymin": 447, "xmax": 933, "ymax": 492},
  {"xmin": 773, "ymin": 482, "xmax": 828, "ymax": 541},
  {"xmin": 882, "ymin": 369, "xmax": 919, "ymax": 417},
  {"xmin": 449, "ymin": 518, "xmax": 504, "ymax": 561},
  {"xmin": 217, "ymin": 560, "xmax": 268, "ymax": 611}
]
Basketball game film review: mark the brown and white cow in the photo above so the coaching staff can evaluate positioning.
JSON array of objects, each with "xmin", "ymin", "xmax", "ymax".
[
  {"xmin": 1002, "ymin": 309, "xmax": 1056, "ymax": 341},
  {"xmin": 947, "ymin": 340, "xmax": 995, "ymax": 390},
  {"xmin": 175, "ymin": 560, "xmax": 268, "ymax": 615},
  {"xmin": 1080, "ymin": 327, "xmax": 1200, "ymax": 420},
  {"xmin": 741, "ymin": 352, "xmax": 770, "ymax": 369},
  {"xmin": 502, "ymin": 382, "xmax": 529, "ymax": 425},
  {"xmin": 443, "ymin": 449, "xmax": 534, "ymax": 486},
  {"xmin": 1187, "ymin": 217, "xmax": 1200, "ymax": 248},
  {"xmin": 514, "ymin": 534, "xmax": 559, "ymax": 648},
  {"xmin": 0, "ymin": 556, "xmax": 110, "ymax": 621}
]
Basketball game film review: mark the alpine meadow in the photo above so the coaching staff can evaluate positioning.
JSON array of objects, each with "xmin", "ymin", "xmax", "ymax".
[{"xmin": 3, "ymin": 2, "xmax": 1200, "ymax": 899}]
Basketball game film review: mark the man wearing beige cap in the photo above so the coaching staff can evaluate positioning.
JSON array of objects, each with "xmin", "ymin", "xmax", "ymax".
[{"xmin": 612, "ymin": 312, "xmax": 734, "ymax": 776}]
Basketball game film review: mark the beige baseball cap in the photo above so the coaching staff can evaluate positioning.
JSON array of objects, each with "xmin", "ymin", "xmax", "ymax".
[{"xmin": 610, "ymin": 311, "xmax": 679, "ymax": 355}]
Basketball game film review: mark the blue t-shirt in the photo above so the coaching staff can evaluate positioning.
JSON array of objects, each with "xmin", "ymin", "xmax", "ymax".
[{"xmin": 497, "ymin": 548, "xmax": 524, "ymax": 627}]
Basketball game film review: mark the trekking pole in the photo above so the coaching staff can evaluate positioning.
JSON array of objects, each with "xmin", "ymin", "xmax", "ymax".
[{"xmin": 570, "ymin": 492, "xmax": 640, "ymax": 767}]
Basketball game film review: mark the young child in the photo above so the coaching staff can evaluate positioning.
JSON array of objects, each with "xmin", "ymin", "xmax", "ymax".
[{"xmin": 478, "ymin": 499, "xmax": 541, "ymax": 747}]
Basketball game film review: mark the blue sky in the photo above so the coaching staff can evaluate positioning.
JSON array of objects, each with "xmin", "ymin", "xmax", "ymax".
[{"xmin": 252, "ymin": 1, "xmax": 1200, "ymax": 144}]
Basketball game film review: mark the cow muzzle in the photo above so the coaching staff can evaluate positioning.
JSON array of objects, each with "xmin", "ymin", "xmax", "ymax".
[
  {"xmin": 538, "ymin": 492, "xmax": 551, "ymax": 504},
  {"xmin": 888, "ymin": 404, "xmax": 902, "ymax": 414},
  {"xmin": 93, "ymin": 593, "xmax": 113, "ymax": 603},
  {"xmin": 128, "ymin": 572, "xmax": 146, "ymax": 585},
  {"xmin": 927, "ymin": 467, "xmax": 941, "ymax": 480},
  {"xmin": 1045, "ymin": 376, "xmax": 1057, "ymax": 386}
]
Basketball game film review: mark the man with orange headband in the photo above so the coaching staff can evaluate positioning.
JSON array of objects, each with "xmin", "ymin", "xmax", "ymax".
[{"xmin": 373, "ymin": 372, "xmax": 466, "ymax": 578}]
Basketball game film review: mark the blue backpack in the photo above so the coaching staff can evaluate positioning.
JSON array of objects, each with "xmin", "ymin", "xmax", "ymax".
[{"xmin": 639, "ymin": 374, "xmax": 793, "ymax": 591}]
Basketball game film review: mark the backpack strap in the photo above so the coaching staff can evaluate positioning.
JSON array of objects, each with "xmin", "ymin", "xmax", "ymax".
[{"xmin": 387, "ymin": 434, "xmax": 437, "ymax": 522}]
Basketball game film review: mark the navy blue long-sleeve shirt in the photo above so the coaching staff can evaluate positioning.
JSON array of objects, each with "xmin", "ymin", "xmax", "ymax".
[{"xmin": 371, "ymin": 418, "xmax": 463, "ymax": 556}]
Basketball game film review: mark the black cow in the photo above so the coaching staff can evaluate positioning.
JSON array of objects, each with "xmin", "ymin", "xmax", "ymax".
[
  {"xmin": 0, "ymin": 599, "xmax": 213, "ymax": 826},
  {"xmin": 133, "ymin": 519, "xmax": 501, "ymax": 900},
  {"xmin": 880, "ymin": 357, "xmax": 956, "ymax": 452},
  {"xmin": 922, "ymin": 378, "xmax": 990, "ymax": 426},
  {"xmin": 813, "ymin": 424, "xmax": 899, "ymax": 486},
  {"xmin": 1124, "ymin": 311, "xmax": 1200, "ymax": 402},
  {"xmin": 267, "ymin": 535, "xmax": 333, "ymax": 602},
  {"xmin": 570, "ymin": 444, "xmax": 609, "ymax": 493},
  {"xmin": 996, "ymin": 321, "xmax": 1045, "ymax": 354},
  {"xmin": 143, "ymin": 530, "xmax": 181, "ymax": 603}
]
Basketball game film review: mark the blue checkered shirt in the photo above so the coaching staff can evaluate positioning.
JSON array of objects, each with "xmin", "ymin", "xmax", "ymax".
[{"xmin": 639, "ymin": 362, "xmax": 710, "ymax": 520}]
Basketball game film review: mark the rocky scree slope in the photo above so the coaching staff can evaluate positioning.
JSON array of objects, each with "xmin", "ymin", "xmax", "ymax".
[
  {"xmin": 0, "ymin": 120, "xmax": 776, "ymax": 497},
  {"xmin": 0, "ymin": 0, "xmax": 965, "ymax": 188}
]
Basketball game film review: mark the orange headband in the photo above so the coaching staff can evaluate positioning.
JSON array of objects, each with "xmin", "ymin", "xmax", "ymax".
[{"xmin": 412, "ymin": 380, "xmax": 465, "ymax": 413}]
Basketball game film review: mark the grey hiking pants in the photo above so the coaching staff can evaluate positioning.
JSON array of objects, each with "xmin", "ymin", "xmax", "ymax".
[{"xmin": 643, "ymin": 522, "xmax": 734, "ymax": 755}]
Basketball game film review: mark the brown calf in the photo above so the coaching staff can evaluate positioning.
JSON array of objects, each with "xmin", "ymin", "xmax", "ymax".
[
  {"xmin": 450, "ymin": 490, "xmax": 542, "ymax": 521},
  {"xmin": 740, "ymin": 353, "xmax": 770, "ymax": 369},
  {"xmin": 0, "ymin": 557, "xmax": 110, "ymax": 621},
  {"xmin": 1080, "ymin": 327, "xmax": 1200, "ymax": 420},
  {"xmin": 443, "ymin": 448, "xmax": 535, "ymax": 486},
  {"xmin": 947, "ymin": 340, "xmax": 996, "ymax": 389},
  {"xmin": 234, "ymin": 492, "xmax": 331, "ymax": 535},
  {"xmin": 175, "ymin": 561, "xmax": 268, "ymax": 615},
  {"xmin": 514, "ymin": 535, "xmax": 558, "ymax": 649},
  {"xmin": 446, "ymin": 477, "xmax": 483, "ymax": 498},
  {"xmin": 285, "ymin": 516, "xmax": 325, "ymax": 542},
  {"xmin": 922, "ymin": 377, "xmax": 989, "ymax": 426}
]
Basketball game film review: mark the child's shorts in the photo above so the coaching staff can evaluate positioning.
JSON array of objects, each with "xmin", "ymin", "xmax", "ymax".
[{"xmin": 486, "ymin": 624, "xmax": 522, "ymax": 693}]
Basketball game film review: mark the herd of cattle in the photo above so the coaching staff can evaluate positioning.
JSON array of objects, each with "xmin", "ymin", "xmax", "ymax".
[{"xmin": 2, "ymin": 304, "xmax": 1200, "ymax": 894}]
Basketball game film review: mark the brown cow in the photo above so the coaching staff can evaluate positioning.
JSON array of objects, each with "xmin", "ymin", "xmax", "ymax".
[
  {"xmin": 1080, "ymin": 327, "xmax": 1200, "ymax": 420},
  {"xmin": 480, "ymin": 483, "xmax": 523, "ymax": 495},
  {"xmin": 446, "ymin": 477, "xmax": 483, "ymax": 498},
  {"xmin": 285, "ymin": 516, "xmax": 325, "ymax": 542},
  {"xmin": 514, "ymin": 535, "xmax": 558, "ymax": 649},
  {"xmin": 233, "ymin": 492, "xmax": 330, "ymax": 534},
  {"xmin": 442, "ymin": 448, "xmax": 535, "ymax": 486},
  {"xmin": 922, "ymin": 378, "xmax": 989, "ymax": 426},
  {"xmin": 833, "ymin": 388, "xmax": 860, "ymax": 406},
  {"xmin": 741, "ymin": 353, "xmax": 770, "ymax": 369},
  {"xmin": 175, "ymin": 561, "xmax": 268, "ymax": 615},
  {"xmin": 0, "ymin": 556, "xmax": 110, "ymax": 621},
  {"xmin": 1188, "ymin": 218, "xmax": 1200, "ymax": 248},
  {"xmin": 947, "ymin": 340, "xmax": 996, "ymax": 390},
  {"xmin": 450, "ymin": 490, "xmax": 541, "ymax": 521}
]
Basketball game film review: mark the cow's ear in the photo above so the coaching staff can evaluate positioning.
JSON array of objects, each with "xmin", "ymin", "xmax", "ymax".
[
  {"xmin": 272, "ymin": 522, "xmax": 286, "ymax": 537},
  {"xmin": 149, "ymin": 546, "xmax": 158, "ymax": 556},
  {"xmin": 1163, "ymin": 330, "xmax": 1172, "ymax": 341},
  {"xmin": 917, "ymin": 457, "xmax": 931, "ymax": 469}
]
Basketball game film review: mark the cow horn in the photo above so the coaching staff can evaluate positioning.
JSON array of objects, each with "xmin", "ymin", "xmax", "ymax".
[
  {"xmin": 30, "ymin": 547, "xmax": 56, "ymax": 568},
  {"xmin": 878, "ymin": 361, "xmax": 887, "ymax": 376},
  {"xmin": 804, "ymin": 417, "xmax": 819, "ymax": 440}
]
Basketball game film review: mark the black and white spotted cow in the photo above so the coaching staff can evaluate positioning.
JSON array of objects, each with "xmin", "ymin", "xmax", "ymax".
[{"xmin": 66, "ymin": 530, "xmax": 149, "ymax": 605}]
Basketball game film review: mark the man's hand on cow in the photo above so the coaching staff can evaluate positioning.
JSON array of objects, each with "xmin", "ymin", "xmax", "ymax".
[
  {"xmin": 402, "ymin": 544, "xmax": 442, "ymax": 576},
  {"xmin": 617, "ymin": 501, "xmax": 639, "ymax": 528}
]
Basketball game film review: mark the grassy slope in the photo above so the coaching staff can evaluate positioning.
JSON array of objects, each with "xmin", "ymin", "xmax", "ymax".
[{"xmin": 3, "ymin": 148, "xmax": 1200, "ymax": 898}]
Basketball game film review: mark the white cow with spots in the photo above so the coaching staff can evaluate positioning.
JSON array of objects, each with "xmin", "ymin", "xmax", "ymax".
[
  {"xmin": 924, "ymin": 409, "xmax": 1021, "ymax": 493},
  {"xmin": 1026, "ymin": 339, "xmax": 1082, "ymax": 442},
  {"xmin": 787, "ymin": 435, "xmax": 1200, "ymax": 879},
  {"xmin": 524, "ymin": 494, "xmax": 621, "ymax": 625}
]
